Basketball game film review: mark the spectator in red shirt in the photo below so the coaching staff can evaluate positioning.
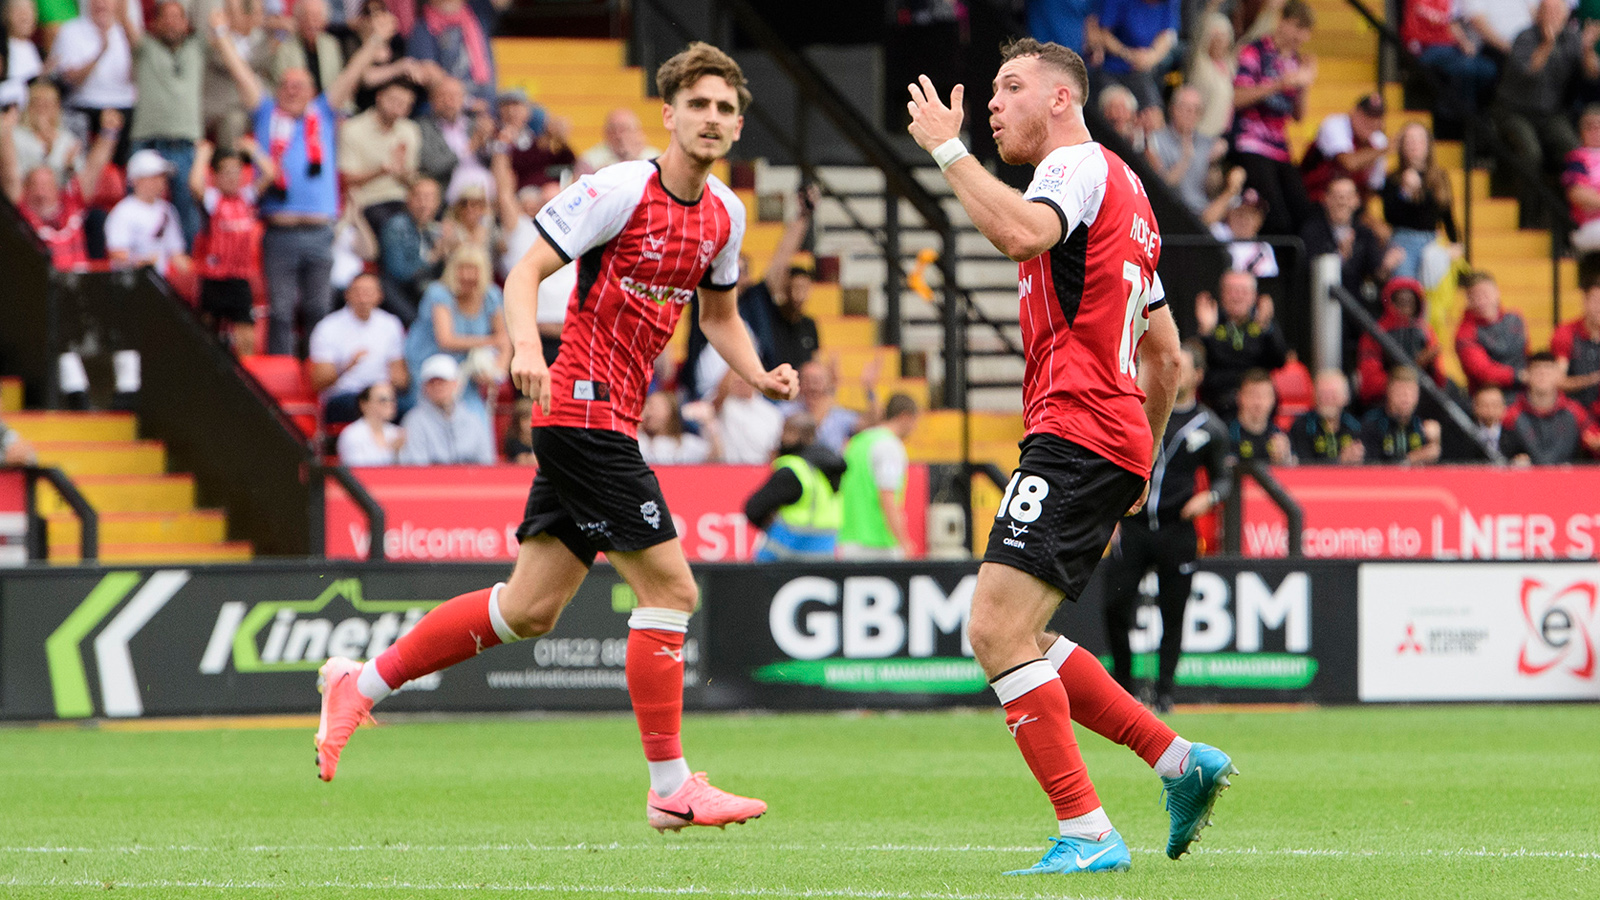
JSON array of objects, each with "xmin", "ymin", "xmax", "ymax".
[
  {"xmin": 189, "ymin": 137, "xmax": 276, "ymax": 356},
  {"xmin": 1402, "ymin": 0, "xmax": 1497, "ymax": 131},
  {"xmin": 1502, "ymin": 351, "xmax": 1600, "ymax": 464},
  {"xmin": 1455, "ymin": 270, "xmax": 1528, "ymax": 399},
  {"xmin": 1553, "ymin": 252, "xmax": 1600, "ymax": 419},
  {"xmin": 1356, "ymin": 276, "xmax": 1443, "ymax": 406},
  {"xmin": 1230, "ymin": 0, "xmax": 1317, "ymax": 235},
  {"xmin": 3, "ymin": 107, "xmax": 120, "ymax": 270}
]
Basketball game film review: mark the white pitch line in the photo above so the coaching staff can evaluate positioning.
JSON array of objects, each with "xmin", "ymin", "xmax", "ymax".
[
  {"xmin": 3, "ymin": 844, "xmax": 1596, "ymax": 860},
  {"xmin": 0, "ymin": 877, "xmax": 1171, "ymax": 900}
]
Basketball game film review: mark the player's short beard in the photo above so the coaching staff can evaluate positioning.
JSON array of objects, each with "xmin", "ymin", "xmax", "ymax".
[{"xmin": 997, "ymin": 113, "xmax": 1049, "ymax": 167}]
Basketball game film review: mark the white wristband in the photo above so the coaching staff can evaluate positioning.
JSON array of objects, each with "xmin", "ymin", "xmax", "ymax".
[{"xmin": 931, "ymin": 138, "xmax": 968, "ymax": 172}]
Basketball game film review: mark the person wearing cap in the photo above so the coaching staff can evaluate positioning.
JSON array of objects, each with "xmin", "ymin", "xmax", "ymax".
[
  {"xmin": 397, "ymin": 353, "xmax": 496, "ymax": 465},
  {"xmin": 407, "ymin": 0, "xmax": 505, "ymax": 107},
  {"xmin": 339, "ymin": 76, "xmax": 422, "ymax": 237},
  {"xmin": 1300, "ymin": 92, "xmax": 1388, "ymax": 205},
  {"xmin": 105, "ymin": 149, "xmax": 190, "ymax": 274},
  {"xmin": 1211, "ymin": 187, "xmax": 1279, "ymax": 281},
  {"xmin": 246, "ymin": 8, "xmax": 397, "ymax": 355}
]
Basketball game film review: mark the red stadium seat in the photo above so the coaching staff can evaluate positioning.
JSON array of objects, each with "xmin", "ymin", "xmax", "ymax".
[
  {"xmin": 1272, "ymin": 358, "xmax": 1313, "ymax": 432},
  {"xmin": 241, "ymin": 355, "xmax": 319, "ymax": 440}
]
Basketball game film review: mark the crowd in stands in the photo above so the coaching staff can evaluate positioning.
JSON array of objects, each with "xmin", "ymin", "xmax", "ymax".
[{"xmin": 1023, "ymin": 0, "xmax": 1600, "ymax": 464}]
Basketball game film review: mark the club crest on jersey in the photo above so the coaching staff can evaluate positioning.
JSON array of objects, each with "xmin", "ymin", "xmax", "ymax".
[
  {"xmin": 697, "ymin": 239, "xmax": 716, "ymax": 268},
  {"xmin": 642, "ymin": 232, "xmax": 668, "ymax": 260},
  {"xmin": 621, "ymin": 276, "xmax": 694, "ymax": 307},
  {"xmin": 640, "ymin": 501, "xmax": 662, "ymax": 529}
]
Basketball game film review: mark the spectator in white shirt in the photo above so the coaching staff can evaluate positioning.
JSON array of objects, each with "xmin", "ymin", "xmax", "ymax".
[
  {"xmin": 2, "ymin": 0, "xmax": 43, "ymax": 109},
  {"xmin": 397, "ymin": 354, "xmax": 495, "ymax": 465},
  {"xmin": 638, "ymin": 390, "xmax": 714, "ymax": 465},
  {"xmin": 104, "ymin": 149, "xmax": 190, "ymax": 275},
  {"xmin": 13, "ymin": 79, "xmax": 86, "ymax": 187},
  {"xmin": 48, "ymin": 0, "xmax": 141, "ymax": 162},
  {"xmin": 714, "ymin": 370, "xmax": 783, "ymax": 465},
  {"xmin": 308, "ymin": 272, "xmax": 409, "ymax": 424},
  {"xmin": 337, "ymin": 381, "xmax": 406, "ymax": 466}
]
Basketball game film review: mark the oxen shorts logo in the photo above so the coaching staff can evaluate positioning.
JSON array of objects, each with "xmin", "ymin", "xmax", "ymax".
[{"xmin": 640, "ymin": 501, "xmax": 662, "ymax": 530}]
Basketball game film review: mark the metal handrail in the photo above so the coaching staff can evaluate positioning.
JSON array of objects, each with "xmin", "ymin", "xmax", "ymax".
[
  {"xmin": 318, "ymin": 464, "xmax": 386, "ymax": 561},
  {"xmin": 1222, "ymin": 460, "xmax": 1305, "ymax": 557},
  {"xmin": 1328, "ymin": 282, "xmax": 1504, "ymax": 462},
  {"xmin": 24, "ymin": 465, "xmax": 98, "ymax": 561},
  {"xmin": 1343, "ymin": 0, "xmax": 1571, "ymax": 329}
]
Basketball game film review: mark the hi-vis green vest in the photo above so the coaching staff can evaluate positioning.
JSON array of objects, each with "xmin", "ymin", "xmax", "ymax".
[
  {"xmin": 838, "ymin": 427, "xmax": 902, "ymax": 548},
  {"xmin": 772, "ymin": 454, "xmax": 843, "ymax": 533}
]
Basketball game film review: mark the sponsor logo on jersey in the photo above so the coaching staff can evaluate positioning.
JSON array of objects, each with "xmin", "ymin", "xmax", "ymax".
[
  {"xmin": 642, "ymin": 232, "xmax": 667, "ymax": 260},
  {"xmin": 1033, "ymin": 178, "xmax": 1062, "ymax": 194},
  {"xmin": 572, "ymin": 380, "xmax": 611, "ymax": 402},
  {"xmin": 542, "ymin": 210, "xmax": 571, "ymax": 235},
  {"xmin": 620, "ymin": 276, "xmax": 694, "ymax": 307}
]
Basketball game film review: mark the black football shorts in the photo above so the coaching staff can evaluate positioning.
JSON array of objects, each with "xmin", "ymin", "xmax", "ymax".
[
  {"xmin": 982, "ymin": 432, "xmax": 1148, "ymax": 600},
  {"xmin": 516, "ymin": 425, "xmax": 678, "ymax": 565}
]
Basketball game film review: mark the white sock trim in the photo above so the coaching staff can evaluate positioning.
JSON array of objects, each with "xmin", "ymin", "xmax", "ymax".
[
  {"xmin": 1155, "ymin": 736, "xmax": 1193, "ymax": 778},
  {"xmin": 356, "ymin": 659, "xmax": 393, "ymax": 703},
  {"xmin": 990, "ymin": 659, "xmax": 1058, "ymax": 705},
  {"xmin": 1044, "ymin": 635, "xmax": 1079, "ymax": 670},
  {"xmin": 1058, "ymin": 806, "xmax": 1114, "ymax": 841},
  {"xmin": 629, "ymin": 607, "xmax": 691, "ymax": 634},
  {"xmin": 486, "ymin": 583, "xmax": 520, "ymax": 643},
  {"xmin": 647, "ymin": 758, "xmax": 692, "ymax": 798}
]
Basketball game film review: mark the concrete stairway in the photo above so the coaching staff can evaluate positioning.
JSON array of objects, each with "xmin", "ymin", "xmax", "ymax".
[{"xmin": 1, "ymin": 406, "xmax": 251, "ymax": 563}]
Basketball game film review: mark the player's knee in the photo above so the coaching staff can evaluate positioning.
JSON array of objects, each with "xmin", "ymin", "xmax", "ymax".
[
  {"xmin": 498, "ymin": 584, "xmax": 568, "ymax": 638},
  {"xmin": 636, "ymin": 576, "xmax": 699, "ymax": 614},
  {"xmin": 966, "ymin": 614, "xmax": 1012, "ymax": 664}
]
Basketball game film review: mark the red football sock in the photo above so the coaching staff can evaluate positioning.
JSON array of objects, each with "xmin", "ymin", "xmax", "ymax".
[
  {"xmin": 374, "ymin": 588, "xmax": 503, "ymax": 689},
  {"xmin": 626, "ymin": 610, "xmax": 689, "ymax": 762},
  {"xmin": 993, "ymin": 660, "xmax": 1100, "ymax": 820},
  {"xmin": 1054, "ymin": 641, "xmax": 1176, "ymax": 768}
]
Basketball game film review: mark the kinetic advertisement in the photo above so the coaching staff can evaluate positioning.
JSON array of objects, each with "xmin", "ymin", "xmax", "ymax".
[
  {"xmin": 0, "ymin": 564, "xmax": 705, "ymax": 720},
  {"xmin": 324, "ymin": 464, "xmax": 929, "ymax": 562},
  {"xmin": 1358, "ymin": 562, "xmax": 1600, "ymax": 702},
  {"xmin": 1240, "ymin": 466, "xmax": 1600, "ymax": 560}
]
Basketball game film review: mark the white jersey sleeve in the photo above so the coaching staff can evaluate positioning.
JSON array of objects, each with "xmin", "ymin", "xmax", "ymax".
[
  {"xmin": 1022, "ymin": 143, "xmax": 1109, "ymax": 247},
  {"xmin": 533, "ymin": 160, "xmax": 651, "ymax": 263},
  {"xmin": 702, "ymin": 177, "xmax": 747, "ymax": 290}
]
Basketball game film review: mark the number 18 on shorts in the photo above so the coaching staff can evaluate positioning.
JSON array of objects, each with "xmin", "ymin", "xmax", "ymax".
[{"xmin": 981, "ymin": 434, "xmax": 1147, "ymax": 600}]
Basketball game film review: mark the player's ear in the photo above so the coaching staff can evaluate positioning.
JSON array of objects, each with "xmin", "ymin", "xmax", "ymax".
[
  {"xmin": 730, "ymin": 114, "xmax": 744, "ymax": 142},
  {"xmin": 662, "ymin": 100, "xmax": 674, "ymax": 132}
]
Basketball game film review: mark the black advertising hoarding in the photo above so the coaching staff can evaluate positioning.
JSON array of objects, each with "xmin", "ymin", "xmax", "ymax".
[
  {"xmin": 704, "ymin": 559, "xmax": 1359, "ymax": 708},
  {"xmin": 0, "ymin": 563, "xmax": 706, "ymax": 720},
  {"xmin": 0, "ymin": 559, "xmax": 1355, "ymax": 720}
]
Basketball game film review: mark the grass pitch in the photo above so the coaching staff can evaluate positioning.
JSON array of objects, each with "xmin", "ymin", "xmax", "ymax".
[{"xmin": 1, "ymin": 705, "xmax": 1595, "ymax": 899}]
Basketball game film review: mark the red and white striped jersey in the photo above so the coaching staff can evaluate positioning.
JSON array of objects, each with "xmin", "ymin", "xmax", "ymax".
[
  {"xmin": 1018, "ymin": 142, "xmax": 1167, "ymax": 476},
  {"xmin": 199, "ymin": 186, "xmax": 261, "ymax": 281},
  {"xmin": 531, "ymin": 160, "xmax": 744, "ymax": 437}
]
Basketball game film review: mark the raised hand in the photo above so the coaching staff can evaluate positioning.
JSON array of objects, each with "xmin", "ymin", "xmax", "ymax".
[
  {"xmin": 1194, "ymin": 290, "xmax": 1218, "ymax": 333},
  {"xmin": 906, "ymin": 74, "xmax": 964, "ymax": 152}
]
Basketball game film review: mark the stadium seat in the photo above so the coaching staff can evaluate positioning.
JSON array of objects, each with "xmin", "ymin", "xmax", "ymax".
[
  {"xmin": 1272, "ymin": 358, "xmax": 1313, "ymax": 432},
  {"xmin": 241, "ymin": 355, "xmax": 319, "ymax": 440}
]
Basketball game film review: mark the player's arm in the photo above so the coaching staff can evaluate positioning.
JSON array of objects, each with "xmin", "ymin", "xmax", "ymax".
[
  {"xmin": 904, "ymin": 76, "xmax": 1061, "ymax": 262},
  {"xmin": 699, "ymin": 285, "xmax": 798, "ymax": 402},
  {"xmin": 1139, "ymin": 304, "xmax": 1183, "ymax": 473},
  {"xmin": 503, "ymin": 236, "xmax": 566, "ymax": 413}
]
